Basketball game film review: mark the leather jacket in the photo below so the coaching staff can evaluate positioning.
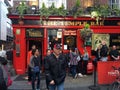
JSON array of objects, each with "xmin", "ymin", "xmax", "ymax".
[{"xmin": 45, "ymin": 53, "xmax": 67, "ymax": 85}]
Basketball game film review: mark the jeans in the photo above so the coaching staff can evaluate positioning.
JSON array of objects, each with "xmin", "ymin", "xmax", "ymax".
[
  {"xmin": 49, "ymin": 82, "xmax": 64, "ymax": 90},
  {"xmin": 70, "ymin": 65, "xmax": 77, "ymax": 78},
  {"xmin": 100, "ymin": 57, "xmax": 108, "ymax": 62},
  {"xmin": 32, "ymin": 71, "xmax": 40, "ymax": 90},
  {"xmin": 82, "ymin": 60, "xmax": 88, "ymax": 75}
]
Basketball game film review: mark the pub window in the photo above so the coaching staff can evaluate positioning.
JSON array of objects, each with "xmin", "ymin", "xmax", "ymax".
[
  {"xmin": 64, "ymin": 36, "xmax": 76, "ymax": 50},
  {"xmin": 110, "ymin": 34, "xmax": 120, "ymax": 53},
  {"xmin": 63, "ymin": 30, "xmax": 77, "ymax": 50},
  {"xmin": 48, "ymin": 29, "xmax": 62, "ymax": 50}
]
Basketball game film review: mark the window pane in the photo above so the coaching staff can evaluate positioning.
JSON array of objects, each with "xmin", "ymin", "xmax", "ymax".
[{"xmin": 48, "ymin": 29, "xmax": 62, "ymax": 50}]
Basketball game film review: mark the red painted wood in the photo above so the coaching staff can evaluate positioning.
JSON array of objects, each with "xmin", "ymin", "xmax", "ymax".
[{"xmin": 11, "ymin": 15, "xmax": 120, "ymax": 74}]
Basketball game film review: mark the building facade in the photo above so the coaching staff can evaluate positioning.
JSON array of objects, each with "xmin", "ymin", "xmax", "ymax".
[
  {"xmin": 8, "ymin": 14, "xmax": 120, "ymax": 74},
  {"xmin": 0, "ymin": 0, "xmax": 13, "ymax": 50}
]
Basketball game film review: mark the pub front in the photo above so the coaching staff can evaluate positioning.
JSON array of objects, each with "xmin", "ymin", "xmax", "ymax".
[{"xmin": 8, "ymin": 15, "xmax": 120, "ymax": 74}]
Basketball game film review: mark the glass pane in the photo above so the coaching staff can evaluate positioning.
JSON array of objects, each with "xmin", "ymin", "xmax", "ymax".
[
  {"xmin": 48, "ymin": 29, "xmax": 62, "ymax": 50},
  {"xmin": 64, "ymin": 36, "xmax": 76, "ymax": 50}
]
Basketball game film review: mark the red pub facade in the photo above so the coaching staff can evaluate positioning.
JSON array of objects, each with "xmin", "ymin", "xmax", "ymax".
[{"xmin": 8, "ymin": 15, "xmax": 120, "ymax": 74}]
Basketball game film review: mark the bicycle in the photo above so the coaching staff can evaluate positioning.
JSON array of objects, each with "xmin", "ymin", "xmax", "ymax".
[{"xmin": 109, "ymin": 66, "xmax": 120, "ymax": 90}]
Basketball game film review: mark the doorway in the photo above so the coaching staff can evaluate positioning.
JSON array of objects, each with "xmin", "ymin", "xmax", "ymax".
[{"xmin": 26, "ymin": 38, "xmax": 43, "ymax": 69}]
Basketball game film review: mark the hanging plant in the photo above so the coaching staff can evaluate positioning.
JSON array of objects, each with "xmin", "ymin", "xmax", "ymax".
[
  {"xmin": 58, "ymin": 3, "xmax": 67, "ymax": 17},
  {"xmin": 91, "ymin": 5, "xmax": 112, "ymax": 25},
  {"xmin": 91, "ymin": 11, "xmax": 101, "ymax": 25},
  {"xmin": 48, "ymin": 3, "xmax": 58, "ymax": 16},
  {"xmin": 80, "ymin": 24, "xmax": 93, "ymax": 42},
  {"xmin": 17, "ymin": 1, "xmax": 28, "ymax": 19},
  {"xmin": 39, "ymin": 3, "xmax": 50, "ymax": 24},
  {"xmin": 69, "ymin": 0, "xmax": 83, "ymax": 18}
]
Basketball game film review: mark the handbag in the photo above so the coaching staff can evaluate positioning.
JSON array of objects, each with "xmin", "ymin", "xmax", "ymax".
[
  {"xmin": 4, "ymin": 65, "xmax": 13, "ymax": 87},
  {"xmin": 87, "ymin": 62, "xmax": 93, "ymax": 74},
  {"xmin": 33, "ymin": 66, "xmax": 40, "ymax": 73},
  {"xmin": 7, "ymin": 74, "xmax": 12, "ymax": 87}
]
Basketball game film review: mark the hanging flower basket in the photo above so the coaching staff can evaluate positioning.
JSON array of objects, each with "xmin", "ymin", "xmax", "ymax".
[{"xmin": 80, "ymin": 24, "xmax": 93, "ymax": 45}]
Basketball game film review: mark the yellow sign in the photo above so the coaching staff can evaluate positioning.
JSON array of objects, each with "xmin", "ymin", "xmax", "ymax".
[
  {"xmin": 43, "ymin": 20, "xmax": 104, "ymax": 26},
  {"xmin": 92, "ymin": 34, "xmax": 110, "ymax": 50}
]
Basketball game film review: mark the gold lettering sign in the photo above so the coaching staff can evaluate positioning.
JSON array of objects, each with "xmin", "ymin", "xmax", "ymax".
[
  {"xmin": 26, "ymin": 29, "xmax": 43, "ymax": 38},
  {"xmin": 43, "ymin": 20, "xmax": 104, "ymax": 26},
  {"xmin": 28, "ymin": 31, "xmax": 43, "ymax": 37}
]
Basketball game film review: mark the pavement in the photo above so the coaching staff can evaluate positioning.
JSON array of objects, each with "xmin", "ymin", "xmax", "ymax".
[{"xmin": 8, "ymin": 73, "xmax": 109, "ymax": 90}]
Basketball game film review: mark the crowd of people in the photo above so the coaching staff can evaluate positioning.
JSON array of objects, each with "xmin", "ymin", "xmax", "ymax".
[
  {"xmin": 0, "ymin": 40, "xmax": 119, "ymax": 90},
  {"xmin": 26, "ymin": 41, "xmax": 119, "ymax": 90}
]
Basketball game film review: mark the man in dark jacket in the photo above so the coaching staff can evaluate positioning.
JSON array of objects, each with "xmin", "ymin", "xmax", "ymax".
[
  {"xmin": 45, "ymin": 44, "xmax": 66, "ymax": 90},
  {"xmin": 109, "ymin": 45, "xmax": 120, "ymax": 61},
  {"xmin": 100, "ymin": 41, "xmax": 109, "ymax": 61}
]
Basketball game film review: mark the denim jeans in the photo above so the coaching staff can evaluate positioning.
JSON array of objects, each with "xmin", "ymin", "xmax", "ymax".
[
  {"xmin": 70, "ymin": 65, "xmax": 77, "ymax": 78},
  {"xmin": 49, "ymin": 82, "xmax": 64, "ymax": 90},
  {"xmin": 100, "ymin": 57, "xmax": 108, "ymax": 62},
  {"xmin": 32, "ymin": 71, "xmax": 40, "ymax": 90}
]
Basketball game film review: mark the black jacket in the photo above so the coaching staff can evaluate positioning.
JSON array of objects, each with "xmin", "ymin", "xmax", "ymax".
[
  {"xmin": 45, "ymin": 53, "xmax": 66, "ymax": 85},
  {"xmin": 100, "ymin": 45, "xmax": 109, "ymax": 57}
]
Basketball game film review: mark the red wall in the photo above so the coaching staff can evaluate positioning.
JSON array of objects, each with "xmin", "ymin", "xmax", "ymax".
[
  {"xmin": 13, "ymin": 27, "xmax": 26, "ymax": 74},
  {"xmin": 9, "ymin": 16, "xmax": 120, "ymax": 74}
]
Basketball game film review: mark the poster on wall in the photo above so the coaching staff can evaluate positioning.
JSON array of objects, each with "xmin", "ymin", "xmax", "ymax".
[{"xmin": 92, "ymin": 34, "xmax": 110, "ymax": 50}]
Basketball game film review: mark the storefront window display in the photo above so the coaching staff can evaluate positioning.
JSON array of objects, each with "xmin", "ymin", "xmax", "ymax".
[{"xmin": 48, "ymin": 29, "xmax": 62, "ymax": 50}]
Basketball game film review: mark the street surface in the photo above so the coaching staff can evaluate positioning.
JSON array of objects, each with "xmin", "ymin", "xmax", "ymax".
[{"xmin": 8, "ymin": 73, "xmax": 109, "ymax": 90}]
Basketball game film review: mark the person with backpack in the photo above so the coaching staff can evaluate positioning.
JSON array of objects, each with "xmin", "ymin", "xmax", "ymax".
[{"xmin": 29, "ymin": 49, "xmax": 41, "ymax": 90}]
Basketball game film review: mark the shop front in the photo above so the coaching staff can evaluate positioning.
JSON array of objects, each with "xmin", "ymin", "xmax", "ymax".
[{"xmin": 8, "ymin": 15, "xmax": 120, "ymax": 74}]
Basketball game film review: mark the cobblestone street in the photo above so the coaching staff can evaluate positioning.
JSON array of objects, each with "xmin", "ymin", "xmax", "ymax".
[{"xmin": 8, "ymin": 74, "xmax": 109, "ymax": 90}]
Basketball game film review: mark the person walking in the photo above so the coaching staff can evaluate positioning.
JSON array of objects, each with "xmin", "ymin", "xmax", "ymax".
[
  {"xmin": 27, "ymin": 45, "xmax": 36, "ymax": 84},
  {"xmin": 45, "ymin": 44, "xmax": 66, "ymax": 90},
  {"xmin": 44, "ymin": 49, "xmax": 51, "ymax": 90},
  {"xmin": 30, "ymin": 49, "xmax": 41, "ymax": 90}
]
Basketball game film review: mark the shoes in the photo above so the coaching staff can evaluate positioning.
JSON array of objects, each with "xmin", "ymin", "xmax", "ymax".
[
  {"xmin": 83, "ymin": 75, "xmax": 87, "ymax": 77},
  {"xmin": 74, "ymin": 74, "xmax": 78, "ymax": 78},
  {"xmin": 78, "ymin": 73, "xmax": 83, "ymax": 78}
]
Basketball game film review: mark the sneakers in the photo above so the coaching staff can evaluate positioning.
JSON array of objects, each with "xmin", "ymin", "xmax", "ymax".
[
  {"xmin": 83, "ymin": 75, "xmax": 87, "ymax": 77},
  {"xmin": 74, "ymin": 74, "xmax": 78, "ymax": 78},
  {"xmin": 78, "ymin": 73, "xmax": 83, "ymax": 78},
  {"xmin": 36, "ymin": 89, "xmax": 40, "ymax": 90}
]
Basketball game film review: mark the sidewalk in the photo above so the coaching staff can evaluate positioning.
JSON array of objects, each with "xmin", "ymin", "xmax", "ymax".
[{"xmin": 8, "ymin": 74, "xmax": 109, "ymax": 90}]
